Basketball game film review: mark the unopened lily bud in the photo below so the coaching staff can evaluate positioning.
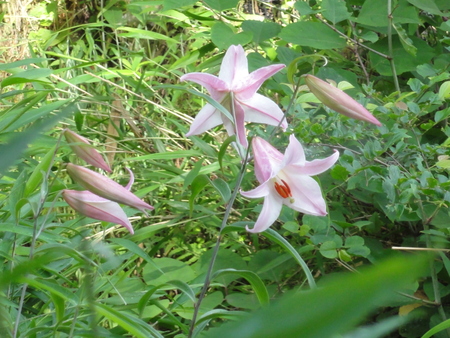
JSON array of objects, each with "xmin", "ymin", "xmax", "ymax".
[
  {"xmin": 66, "ymin": 163, "xmax": 154, "ymax": 214},
  {"xmin": 63, "ymin": 129, "xmax": 112, "ymax": 172},
  {"xmin": 304, "ymin": 74, "xmax": 381, "ymax": 126},
  {"xmin": 63, "ymin": 189, "xmax": 134, "ymax": 234}
]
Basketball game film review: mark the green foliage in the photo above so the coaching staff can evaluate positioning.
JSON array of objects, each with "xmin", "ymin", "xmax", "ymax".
[{"xmin": 1, "ymin": 0, "xmax": 450, "ymax": 337}]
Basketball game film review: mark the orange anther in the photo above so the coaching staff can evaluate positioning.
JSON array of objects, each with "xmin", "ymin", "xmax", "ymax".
[{"xmin": 274, "ymin": 179, "xmax": 292, "ymax": 199}]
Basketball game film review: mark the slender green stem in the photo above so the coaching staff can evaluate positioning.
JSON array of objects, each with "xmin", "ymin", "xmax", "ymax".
[
  {"xmin": 418, "ymin": 200, "xmax": 450, "ymax": 338},
  {"xmin": 187, "ymin": 143, "xmax": 251, "ymax": 338},
  {"xmin": 387, "ymin": 0, "xmax": 400, "ymax": 94}
]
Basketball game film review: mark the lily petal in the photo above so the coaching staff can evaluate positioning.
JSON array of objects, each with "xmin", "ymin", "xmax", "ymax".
[
  {"xmin": 296, "ymin": 150, "xmax": 340, "ymax": 176},
  {"xmin": 219, "ymin": 45, "xmax": 249, "ymax": 85},
  {"xmin": 252, "ymin": 137, "xmax": 283, "ymax": 183},
  {"xmin": 304, "ymin": 74, "xmax": 382, "ymax": 126},
  {"xmin": 283, "ymin": 134, "xmax": 306, "ymax": 168},
  {"xmin": 240, "ymin": 94, "xmax": 287, "ymax": 130},
  {"xmin": 234, "ymin": 102, "xmax": 248, "ymax": 148},
  {"xmin": 64, "ymin": 129, "xmax": 112, "ymax": 173},
  {"xmin": 285, "ymin": 175, "xmax": 328, "ymax": 216},
  {"xmin": 246, "ymin": 192, "xmax": 283, "ymax": 233},
  {"xmin": 63, "ymin": 190, "xmax": 134, "ymax": 234},
  {"xmin": 186, "ymin": 103, "xmax": 224, "ymax": 137},
  {"xmin": 66, "ymin": 164, "xmax": 154, "ymax": 214},
  {"xmin": 241, "ymin": 181, "xmax": 271, "ymax": 199},
  {"xmin": 235, "ymin": 64, "xmax": 285, "ymax": 100},
  {"xmin": 180, "ymin": 73, "xmax": 229, "ymax": 100}
]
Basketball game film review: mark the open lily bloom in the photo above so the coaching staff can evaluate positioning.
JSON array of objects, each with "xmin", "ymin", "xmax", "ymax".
[
  {"xmin": 67, "ymin": 164, "xmax": 154, "ymax": 214},
  {"xmin": 241, "ymin": 135, "xmax": 339, "ymax": 233},
  {"xmin": 63, "ymin": 190, "xmax": 134, "ymax": 234},
  {"xmin": 181, "ymin": 45, "xmax": 287, "ymax": 147},
  {"xmin": 63, "ymin": 129, "xmax": 112, "ymax": 172},
  {"xmin": 304, "ymin": 74, "xmax": 381, "ymax": 126}
]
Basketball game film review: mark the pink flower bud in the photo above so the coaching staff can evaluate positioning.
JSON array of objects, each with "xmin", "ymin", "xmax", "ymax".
[
  {"xmin": 66, "ymin": 163, "xmax": 154, "ymax": 214},
  {"xmin": 63, "ymin": 190, "xmax": 134, "ymax": 234},
  {"xmin": 304, "ymin": 75, "xmax": 381, "ymax": 126},
  {"xmin": 63, "ymin": 129, "xmax": 112, "ymax": 172}
]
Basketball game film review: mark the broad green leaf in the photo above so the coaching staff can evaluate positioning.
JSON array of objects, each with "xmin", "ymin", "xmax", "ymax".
[
  {"xmin": 438, "ymin": 81, "xmax": 450, "ymax": 100},
  {"xmin": 322, "ymin": 0, "xmax": 350, "ymax": 24},
  {"xmin": 203, "ymin": 255, "xmax": 429, "ymax": 338},
  {"xmin": 103, "ymin": 8, "xmax": 124, "ymax": 26},
  {"xmin": 344, "ymin": 236, "xmax": 365, "ymax": 248},
  {"xmin": 280, "ymin": 22, "xmax": 347, "ymax": 49},
  {"xmin": 407, "ymin": 0, "xmax": 443, "ymax": 15},
  {"xmin": 355, "ymin": 0, "xmax": 420, "ymax": 27},
  {"xmin": 204, "ymin": 0, "xmax": 239, "ymax": 11},
  {"xmin": 436, "ymin": 160, "xmax": 450, "ymax": 169},
  {"xmin": 1, "ymin": 68, "xmax": 53, "ymax": 87},
  {"xmin": 211, "ymin": 22, "xmax": 252, "ymax": 50},
  {"xmin": 319, "ymin": 241, "xmax": 338, "ymax": 259},
  {"xmin": 294, "ymin": 1, "xmax": 318, "ymax": 15},
  {"xmin": 369, "ymin": 37, "xmax": 435, "ymax": 76},
  {"xmin": 393, "ymin": 23, "xmax": 417, "ymax": 56},
  {"xmin": 241, "ymin": 21, "xmax": 282, "ymax": 45},
  {"xmin": 212, "ymin": 269, "xmax": 270, "ymax": 306}
]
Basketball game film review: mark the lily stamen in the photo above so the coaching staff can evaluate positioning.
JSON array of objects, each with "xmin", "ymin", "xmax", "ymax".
[{"xmin": 274, "ymin": 179, "xmax": 292, "ymax": 199}]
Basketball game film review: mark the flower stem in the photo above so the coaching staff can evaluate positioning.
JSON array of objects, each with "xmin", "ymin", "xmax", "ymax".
[
  {"xmin": 187, "ymin": 144, "xmax": 251, "ymax": 338},
  {"xmin": 387, "ymin": 0, "xmax": 401, "ymax": 94}
]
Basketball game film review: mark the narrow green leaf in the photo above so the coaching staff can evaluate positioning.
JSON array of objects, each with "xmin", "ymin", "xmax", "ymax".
[
  {"xmin": 210, "ymin": 178, "xmax": 231, "ymax": 204},
  {"xmin": 218, "ymin": 135, "xmax": 236, "ymax": 173},
  {"xmin": 110, "ymin": 238, "xmax": 164, "ymax": 273},
  {"xmin": 183, "ymin": 159, "xmax": 204, "ymax": 190},
  {"xmin": 96, "ymin": 303, "xmax": 164, "ymax": 338},
  {"xmin": 24, "ymin": 145, "xmax": 57, "ymax": 197},
  {"xmin": 190, "ymin": 174, "xmax": 210, "ymax": 213},
  {"xmin": 0, "ymin": 58, "xmax": 49, "ymax": 71},
  {"xmin": 0, "ymin": 102, "xmax": 76, "ymax": 174},
  {"xmin": 1, "ymin": 68, "xmax": 53, "ymax": 87},
  {"xmin": 116, "ymin": 27, "xmax": 177, "ymax": 43},
  {"xmin": 393, "ymin": 23, "xmax": 417, "ymax": 56}
]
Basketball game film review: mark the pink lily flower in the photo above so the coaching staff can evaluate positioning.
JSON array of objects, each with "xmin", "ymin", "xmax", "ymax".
[
  {"xmin": 63, "ymin": 190, "xmax": 134, "ymax": 234},
  {"xmin": 66, "ymin": 163, "xmax": 154, "ymax": 214},
  {"xmin": 63, "ymin": 129, "xmax": 112, "ymax": 172},
  {"xmin": 241, "ymin": 135, "xmax": 339, "ymax": 233},
  {"xmin": 180, "ymin": 45, "xmax": 288, "ymax": 147},
  {"xmin": 304, "ymin": 74, "xmax": 381, "ymax": 126}
]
